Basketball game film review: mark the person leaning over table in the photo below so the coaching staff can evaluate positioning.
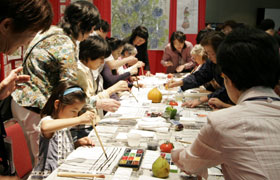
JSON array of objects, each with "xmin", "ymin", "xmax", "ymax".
[
  {"xmin": 102, "ymin": 37, "xmax": 140, "ymax": 90},
  {"xmin": 96, "ymin": 21, "xmax": 139, "ymax": 72},
  {"xmin": 11, "ymin": 1, "xmax": 100, "ymax": 165},
  {"xmin": 118, "ymin": 43, "xmax": 145, "ymax": 86},
  {"xmin": 190, "ymin": 44, "xmax": 207, "ymax": 73},
  {"xmin": 167, "ymin": 31, "xmax": 232, "ymax": 108},
  {"xmin": 77, "ymin": 36, "xmax": 129, "ymax": 117},
  {"xmin": 171, "ymin": 26, "xmax": 280, "ymax": 180},
  {"xmin": 161, "ymin": 31, "xmax": 195, "ymax": 73},
  {"xmin": 123, "ymin": 25, "xmax": 151, "ymax": 76},
  {"xmin": 90, "ymin": 20, "xmax": 138, "ymax": 99},
  {"xmin": 0, "ymin": 0, "xmax": 53, "ymax": 177}
]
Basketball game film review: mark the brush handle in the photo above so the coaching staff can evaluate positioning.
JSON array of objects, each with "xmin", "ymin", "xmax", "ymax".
[
  {"xmin": 92, "ymin": 116, "xmax": 108, "ymax": 159},
  {"xmin": 57, "ymin": 172, "xmax": 105, "ymax": 178}
]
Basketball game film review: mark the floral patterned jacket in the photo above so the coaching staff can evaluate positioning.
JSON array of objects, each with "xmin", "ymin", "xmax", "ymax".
[{"xmin": 12, "ymin": 26, "xmax": 78, "ymax": 109}]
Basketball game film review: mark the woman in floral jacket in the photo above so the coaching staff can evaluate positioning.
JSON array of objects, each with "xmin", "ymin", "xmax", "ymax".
[{"xmin": 11, "ymin": 1, "xmax": 100, "ymax": 165}]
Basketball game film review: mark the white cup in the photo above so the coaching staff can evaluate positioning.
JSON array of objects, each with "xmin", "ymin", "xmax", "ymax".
[{"xmin": 127, "ymin": 133, "xmax": 141, "ymax": 147}]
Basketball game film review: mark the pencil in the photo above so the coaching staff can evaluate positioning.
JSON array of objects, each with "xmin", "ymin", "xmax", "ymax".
[
  {"xmin": 57, "ymin": 172, "xmax": 105, "ymax": 178},
  {"xmin": 91, "ymin": 115, "xmax": 108, "ymax": 159}
]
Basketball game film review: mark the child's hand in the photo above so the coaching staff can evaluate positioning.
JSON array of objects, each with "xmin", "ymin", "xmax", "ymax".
[
  {"xmin": 79, "ymin": 111, "xmax": 96, "ymax": 125},
  {"xmin": 75, "ymin": 137, "xmax": 95, "ymax": 148}
]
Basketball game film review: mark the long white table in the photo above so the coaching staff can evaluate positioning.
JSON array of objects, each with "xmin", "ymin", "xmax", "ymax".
[{"xmin": 46, "ymin": 75, "xmax": 224, "ymax": 180}]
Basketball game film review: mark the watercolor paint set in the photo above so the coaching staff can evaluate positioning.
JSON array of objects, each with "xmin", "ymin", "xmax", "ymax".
[
  {"xmin": 161, "ymin": 152, "xmax": 178, "ymax": 173},
  {"xmin": 118, "ymin": 148, "xmax": 144, "ymax": 170}
]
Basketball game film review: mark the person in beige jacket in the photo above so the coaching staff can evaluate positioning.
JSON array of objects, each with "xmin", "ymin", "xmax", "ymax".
[{"xmin": 77, "ymin": 36, "xmax": 129, "ymax": 117}]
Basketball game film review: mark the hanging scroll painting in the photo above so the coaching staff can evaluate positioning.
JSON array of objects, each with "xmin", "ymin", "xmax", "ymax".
[{"xmin": 177, "ymin": 0, "xmax": 198, "ymax": 34}]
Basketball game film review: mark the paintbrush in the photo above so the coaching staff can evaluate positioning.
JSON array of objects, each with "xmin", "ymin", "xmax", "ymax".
[
  {"xmin": 57, "ymin": 172, "xmax": 105, "ymax": 178},
  {"xmin": 92, "ymin": 115, "xmax": 108, "ymax": 159},
  {"xmin": 130, "ymin": 90, "xmax": 139, "ymax": 102}
]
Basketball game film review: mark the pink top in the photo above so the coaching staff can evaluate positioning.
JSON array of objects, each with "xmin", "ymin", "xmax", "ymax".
[
  {"xmin": 161, "ymin": 41, "xmax": 195, "ymax": 73},
  {"xmin": 171, "ymin": 86, "xmax": 280, "ymax": 179}
]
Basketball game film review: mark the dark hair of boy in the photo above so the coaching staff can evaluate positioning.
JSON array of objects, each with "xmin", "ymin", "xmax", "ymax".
[
  {"xmin": 217, "ymin": 26, "xmax": 280, "ymax": 91},
  {"xmin": 200, "ymin": 31, "xmax": 225, "ymax": 53},
  {"xmin": 170, "ymin": 31, "xmax": 187, "ymax": 51},
  {"xmin": 106, "ymin": 37, "xmax": 125, "ymax": 52},
  {"xmin": 41, "ymin": 81, "xmax": 87, "ymax": 118},
  {"xmin": 79, "ymin": 35, "xmax": 110, "ymax": 63},
  {"xmin": 59, "ymin": 1, "xmax": 100, "ymax": 40},
  {"xmin": 0, "ymin": 0, "xmax": 53, "ymax": 33},
  {"xmin": 94, "ymin": 19, "xmax": 110, "ymax": 33}
]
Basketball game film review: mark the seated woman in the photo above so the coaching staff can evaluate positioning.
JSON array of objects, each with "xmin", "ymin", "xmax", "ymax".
[
  {"xmin": 123, "ymin": 26, "xmax": 150, "ymax": 75},
  {"xmin": 171, "ymin": 26, "xmax": 280, "ymax": 179},
  {"xmin": 190, "ymin": 44, "xmax": 207, "ymax": 73},
  {"xmin": 191, "ymin": 44, "xmax": 221, "ymax": 92},
  {"xmin": 167, "ymin": 31, "xmax": 231, "ymax": 108},
  {"xmin": 161, "ymin": 31, "xmax": 195, "ymax": 73},
  {"xmin": 101, "ymin": 38, "xmax": 139, "ymax": 89}
]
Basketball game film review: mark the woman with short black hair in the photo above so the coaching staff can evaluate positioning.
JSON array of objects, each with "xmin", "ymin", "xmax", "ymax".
[{"xmin": 161, "ymin": 31, "xmax": 195, "ymax": 73}]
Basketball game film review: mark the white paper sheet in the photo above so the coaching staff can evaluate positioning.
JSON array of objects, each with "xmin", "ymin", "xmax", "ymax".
[
  {"xmin": 58, "ymin": 147, "xmax": 126, "ymax": 175},
  {"xmin": 129, "ymin": 129, "xmax": 156, "ymax": 138}
]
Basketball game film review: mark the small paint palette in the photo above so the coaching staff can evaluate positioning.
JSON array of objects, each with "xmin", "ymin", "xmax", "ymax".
[
  {"xmin": 118, "ymin": 148, "xmax": 144, "ymax": 170},
  {"xmin": 161, "ymin": 152, "xmax": 178, "ymax": 173}
]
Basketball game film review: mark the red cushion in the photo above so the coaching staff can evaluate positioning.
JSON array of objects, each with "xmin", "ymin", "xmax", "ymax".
[{"xmin": 5, "ymin": 123, "xmax": 32, "ymax": 178}]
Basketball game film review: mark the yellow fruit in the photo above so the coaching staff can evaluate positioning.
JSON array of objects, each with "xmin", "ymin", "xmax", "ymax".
[
  {"xmin": 152, "ymin": 156, "xmax": 170, "ymax": 178},
  {"xmin": 148, "ymin": 88, "xmax": 162, "ymax": 103}
]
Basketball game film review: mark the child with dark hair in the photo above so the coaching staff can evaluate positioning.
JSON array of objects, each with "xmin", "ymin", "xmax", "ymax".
[
  {"xmin": 93, "ymin": 19, "xmax": 110, "ymax": 39},
  {"xmin": 101, "ymin": 37, "xmax": 138, "ymax": 89},
  {"xmin": 172, "ymin": 26, "xmax": 280, "ymax": 180},
  {"xmin": 77, "ymin": 36, "xmax": 125, "ymax": 115},
  {"xmin": 28, "ymin": 82, "xmax": 96, "ymax": 180},
  {"xmin": 161, "ymin": 31, "xmax": 195, "ymax": 73}
]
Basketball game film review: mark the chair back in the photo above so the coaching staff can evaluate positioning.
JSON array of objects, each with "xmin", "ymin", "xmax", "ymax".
[{"xmin": 5, "ymin": 122, "xmax": 32, "ymax": 178}]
